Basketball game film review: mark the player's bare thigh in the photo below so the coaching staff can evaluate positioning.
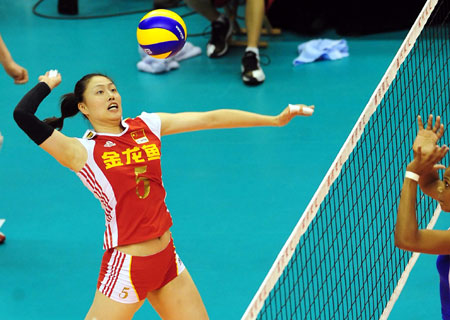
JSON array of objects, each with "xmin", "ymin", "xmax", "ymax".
[
  {"xmin": 146, "ymin": 268, "xmax": 209, "ymax": 320},
  {"xmin": 85, "ymin": 290, "xmax": 145, "ymax": 320}
]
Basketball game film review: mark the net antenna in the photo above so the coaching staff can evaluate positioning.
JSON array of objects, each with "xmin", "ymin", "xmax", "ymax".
[{"xmin": 242, "ymin": 0, "xmax": 448, "ymax": 318}]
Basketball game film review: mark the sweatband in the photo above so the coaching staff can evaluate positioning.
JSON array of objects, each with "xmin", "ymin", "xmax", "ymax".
[
  {"xmin": 405, "ymin": 171, "xmax": 420, "ymax": 182},
  {"xmin": 13, "ymin": 82, "xmax": 55, "ymax": 145}
]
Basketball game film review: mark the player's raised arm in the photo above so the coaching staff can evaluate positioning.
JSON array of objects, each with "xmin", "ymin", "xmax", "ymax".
[
  {"xmin": 158, "ymin": 104, "xmax": 315, "ymax": 136},
  {"xmin": 395, "ymin": 115, "xmax": 450, "ymax": 254},
  {"xmin": 13, "ymin": 70, "xmax": 87, "ymax": 171}
]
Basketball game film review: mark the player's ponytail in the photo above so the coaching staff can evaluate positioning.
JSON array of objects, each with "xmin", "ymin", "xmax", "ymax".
[
  {"xmin": 44, "ymin": 73, "xmax": 112, "ymax": 131},
  {"xmin": 44, "ymin": 93, "xmax": 79, "ymax": 130}
]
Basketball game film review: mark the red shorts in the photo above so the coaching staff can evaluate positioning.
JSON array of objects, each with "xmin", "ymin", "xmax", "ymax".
[{"xmin": 97, "ymin": 237, "xmax": 185, "ymax": 303}]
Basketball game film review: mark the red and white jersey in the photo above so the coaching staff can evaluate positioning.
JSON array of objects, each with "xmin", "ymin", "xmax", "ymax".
[{"xmin": 76, "ymin": 112, "xmax": 173, "ymax": 250}]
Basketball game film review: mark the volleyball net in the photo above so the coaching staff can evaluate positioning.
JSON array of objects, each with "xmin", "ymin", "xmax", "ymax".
[{"xmin": 242, "ymin": 0, "xmax": 450, "ymax": 319}]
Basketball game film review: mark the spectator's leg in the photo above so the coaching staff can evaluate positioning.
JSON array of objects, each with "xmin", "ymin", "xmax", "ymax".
[
  {"xmin": 185, "ymin": 0, "xmax": 233, "ymax": 58},
  {"xmin": 245, "ymin": 0, "xmax": 264, "ymax": 48},
  {"xmin": 184, "ymin": 0, "xmax": 220, "ymax": 22},
  {"xmin": 241, "ymin": 0, "xmax": 265, "ymax": 86}
]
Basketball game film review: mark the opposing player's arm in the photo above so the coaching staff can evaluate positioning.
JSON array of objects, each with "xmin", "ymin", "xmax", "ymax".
[
  {"xmin": 396, "ymin": 178, "xmax": 450, "ymax": 254},
  {"xmin": 419, "ymin": 169, "xmax": 444, "ymax": 200},
  {"xmin": 157, "ymin": 104, "xmax": 314, "ymax": 136},
  {"xmin": 396, "ymin": 141, "xmax": 449, "ymax": 254}
]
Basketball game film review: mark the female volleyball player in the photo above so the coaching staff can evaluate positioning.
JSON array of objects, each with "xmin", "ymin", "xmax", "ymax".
[
  {"xmin": 395, "ymin": 114, "xmax": 450, "ymax": 251},
  {"xmin": 13, "ymin": 70, "xmax": 315, "ymax": 320},
  {"xmin": 395, "ymin": 114, "xmax": 450, "ymax": 320}
]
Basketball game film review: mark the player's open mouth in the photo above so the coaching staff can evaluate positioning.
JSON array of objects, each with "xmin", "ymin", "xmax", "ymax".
[{"xmin": 108, "ymin": 103, "xmax": 118, "ymax": 110}]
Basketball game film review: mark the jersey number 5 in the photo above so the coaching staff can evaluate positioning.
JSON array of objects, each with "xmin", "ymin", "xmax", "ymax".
[{"xmin": 135, "ymin": 166, "xmax": 150, "ymax": 199}]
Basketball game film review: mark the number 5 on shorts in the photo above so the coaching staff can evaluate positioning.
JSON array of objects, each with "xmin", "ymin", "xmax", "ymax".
[
  {"xmin": 135, "ymin": 166, "xmax": 150, "ymax": 199},
  {"xmin": 119, "ymin": 287, "xmax": 130, "ymax": 299}
]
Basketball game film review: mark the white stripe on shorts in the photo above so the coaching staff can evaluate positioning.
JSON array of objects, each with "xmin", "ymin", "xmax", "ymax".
[{"xmin": 99, "ymin": 250, "xmax": 139, "ymax": 304}]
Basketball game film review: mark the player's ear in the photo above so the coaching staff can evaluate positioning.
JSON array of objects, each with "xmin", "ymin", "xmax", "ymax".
[{"xmin": 78, "ymin": 102, "xmax": 88, "ymax": 116}]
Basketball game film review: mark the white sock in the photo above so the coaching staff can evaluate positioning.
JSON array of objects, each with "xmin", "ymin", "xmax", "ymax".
[{"xmin": 246, "ymin": 47, "xmax": 259, "ymax": 58}]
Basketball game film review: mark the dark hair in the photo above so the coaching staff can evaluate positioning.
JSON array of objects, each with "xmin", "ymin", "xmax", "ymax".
[{"xmin": 44, "ymin": 73, "xmax": 114, "ymax": 130}]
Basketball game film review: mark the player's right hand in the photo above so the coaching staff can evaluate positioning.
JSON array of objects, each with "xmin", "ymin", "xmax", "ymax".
[
  {"xmin": 413, "ymin": 115, "xmax": 445, "ymax": 156},
  {"xmin": 38, "ymin": 69, "xmax": 61, "ymax": 90},
  {"xmin": 407, "ymin": 144, "xmax": 448, "ymax": 175}
]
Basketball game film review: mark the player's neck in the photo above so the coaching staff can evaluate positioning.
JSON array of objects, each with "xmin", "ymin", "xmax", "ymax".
[{"xmin": 92, "ymin": 121, "xmax": 124, "ymax": 134}]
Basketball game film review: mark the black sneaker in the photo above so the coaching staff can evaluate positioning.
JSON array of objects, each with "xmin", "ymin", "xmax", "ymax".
[
  {"xmin": 206, "ymin": 16, "xmax": 233, "ymax": 58},
  {"xmin": 153, "ymin": 0, "xmax": 181, "ymax": 9},
  {"xmin": 241, "ymin": 51, "xmax": 265, "ymax": 86}
]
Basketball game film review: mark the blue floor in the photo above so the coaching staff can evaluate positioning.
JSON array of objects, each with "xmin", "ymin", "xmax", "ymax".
[{"xmin": 0, "ymin": 0, "xmax": 442, "ymax": 319}]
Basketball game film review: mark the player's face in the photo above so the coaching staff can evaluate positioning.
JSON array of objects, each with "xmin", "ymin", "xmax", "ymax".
[
  {"xmin": 79, "ymin": 76, "xmax": 122, "ymax": 123},
  {"xmin": 438, "ymin": 168, "xmax": 450, "ymax": 212}
]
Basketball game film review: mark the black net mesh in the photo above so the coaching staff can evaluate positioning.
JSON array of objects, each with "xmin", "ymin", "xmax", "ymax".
[{"xmin": 256, "ymin": 1, "xmax": 450, "ymax": 319}]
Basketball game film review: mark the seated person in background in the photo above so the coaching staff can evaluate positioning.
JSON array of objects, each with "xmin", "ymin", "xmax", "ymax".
[{"xmin": 184, "ymin": 0, "xmax": 265, "ymax": 86}]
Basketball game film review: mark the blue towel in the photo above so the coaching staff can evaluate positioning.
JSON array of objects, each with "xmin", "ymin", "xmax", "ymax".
[{"xmin": 293, "ymin": 39, "xmax": 349, "ymax": 66}]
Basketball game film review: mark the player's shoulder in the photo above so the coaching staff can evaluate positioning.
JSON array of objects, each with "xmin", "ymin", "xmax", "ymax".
[
  {"xmin": 122, "ymin": 112, "xmax": 160, "ymax": 125},
  {"xmin": 136, "ymin": 112, "xmax": 162, "ymax": 139},
  {"xmin": 137, "ymin": 112, "xmax": 161, "ymax": 123}
]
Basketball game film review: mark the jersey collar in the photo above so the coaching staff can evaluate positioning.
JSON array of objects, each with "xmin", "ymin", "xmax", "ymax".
[{"xmin": 82, "ymin": 118, "xmax": 129, "ymax": 140}]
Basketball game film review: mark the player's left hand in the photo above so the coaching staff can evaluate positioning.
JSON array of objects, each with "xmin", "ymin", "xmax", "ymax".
[{"xmin": 276, "ymin": 104, "xmax": 315, "ymax": 126}]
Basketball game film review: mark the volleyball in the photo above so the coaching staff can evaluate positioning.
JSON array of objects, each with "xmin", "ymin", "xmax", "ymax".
[{"xmin": 137, "ymin": 9, "xmax": 187, "ymax": 59}]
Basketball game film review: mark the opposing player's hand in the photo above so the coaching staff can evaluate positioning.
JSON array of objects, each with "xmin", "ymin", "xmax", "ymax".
[
  {"xmin": 407, "ymin": 144, "xmax": 449, "ymax": 175},
  {"xmin": 413, "ymin": 115, "xmax": 445, "ymax": 156},
  {"xmin": 276, "ymin": 104, "xmax": 315, "ymax": 126},
  {"xmin": 38, "ymin": 69, "xmax": 61, "ymax": 90}
]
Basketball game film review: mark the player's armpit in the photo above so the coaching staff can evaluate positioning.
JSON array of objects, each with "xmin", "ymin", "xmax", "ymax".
[{"xmin": 40, "ymin": 130, "xmax": 87, "ymax": 172}]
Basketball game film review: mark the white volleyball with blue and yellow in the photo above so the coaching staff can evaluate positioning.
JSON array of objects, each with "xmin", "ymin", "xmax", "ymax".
[{"xmin": 137, "ymin": 9, "xmax": 187, "ymax": 59}]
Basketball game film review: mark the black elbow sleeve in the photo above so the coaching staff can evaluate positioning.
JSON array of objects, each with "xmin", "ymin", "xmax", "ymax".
[
  {"xmin": 13, "ymin": 108, "xmax": 54, "ymax": 145},
  {"xmin": 13, "ymin": 82, "xmax": 55, "ymax": 145}
]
